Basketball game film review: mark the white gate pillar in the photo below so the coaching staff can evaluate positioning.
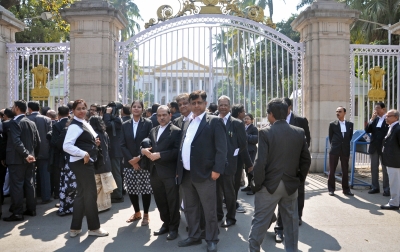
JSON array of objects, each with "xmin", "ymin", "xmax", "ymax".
[
  {"xmin": 0, "ymin": 7, "xmax": 24, "ymax": 108},
  {"xmin": 60, "ymin": 0, "xmax": 127, "ymax": 105},
  {"xmin": 292, "ymin": 0, "xmax": 359, "ymax": 172}
]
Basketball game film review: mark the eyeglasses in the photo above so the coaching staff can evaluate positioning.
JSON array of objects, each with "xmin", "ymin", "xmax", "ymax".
[{"xmin": 386, "ymin": 115, "xmax": 396, "ymax": 118}]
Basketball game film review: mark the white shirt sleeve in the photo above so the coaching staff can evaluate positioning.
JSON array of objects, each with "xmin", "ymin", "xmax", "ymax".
[{"xmin": 63, "ymin": 124, "xmax": 86, "ymax": 159}]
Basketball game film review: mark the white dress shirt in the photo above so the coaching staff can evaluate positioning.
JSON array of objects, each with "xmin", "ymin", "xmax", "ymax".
[
  {"xmin": 132, "ymin": 119, "xmax": 139, "ymax": 138},
  {"xmin": 376, "ymin": 114, "xmax": 386, "ymax": 128},
  {"xmin": 220, "ymin": 112, "xmax": 231, "ymax": 125},
  {"xmin": 339, "ymin": 120, "xmax": 346, "ymax": 137},
  {"xmin": 286, "ymin": 111, "xmax": 292, "ymax": 124},
  {"xmin": 182, "ymin": 111, "xmax": 206, "ymax": 170},
  {"xmin": 13, "ymin": 114, "xmax": 24, "ymax": 121},
  {"xmin": 183, "ymin": 112, "xmax": 193, "ymax": 122},
  {"xmin": 387, "ymin": 121, "xmax": 399, "ymax": 136},
  {"xmin": 63, "ymin": 116, "xmax": 98, "ymax": 163},
  {"xmin": 157, "ymin": 122, "xmax": 170, "ymax": 141}
]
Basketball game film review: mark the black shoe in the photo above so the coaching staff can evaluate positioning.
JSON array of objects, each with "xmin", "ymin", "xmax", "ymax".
[
  {"xmin": 380, "ymin": 204, "xmax": 399, "ymax": 210},
  {"xmin": 3, "ymin": 214, "xmax": 24, "ymax": 222},
  {"xmin": 275, "ymin": 232, "xmax": 284, "ymax": 243},
  {"xmin": 178, "ymin": 237, "xmax": 202, "ymax": 247},
  {"xmin": 299, "ymin": 218, "xmax": 302, "ymax": 226},
  {"xmin": 154, "ymin": 226, "xmax": 169, "ymax": 236},
  {"xmin": 383, "ymin": 191, "xmax": 391, "ymax": 197},
  {"xmin": 241, "ymin": 187, "xmax": 251, "ymax": 192},
  {"xmin": 246, "ymin": 191, "xmax": 255, "ymax": 195},
  {"xmin": 343, "ymin": 191, "xmax": 354, "ymax": 196},
  {"xmin": 329, "ymin": 191, "xmax": 335, "ymax": 196},
  {"xmin": 207, "ymin": 241, "xmax": 217, "ymax": 252},
  {"xmin": 111, "ymin": 197, "xmax": 124, "ymax": 203},
  {"xmin": 221, "ymin": 219, "xmax": 236, "ymax": 227},
  {"xmin": 23, "ymin": 210, "xmax": 36, "ymax": 216},
  {"xmin": 368, "ymin": 188, "xmax": 380, "ymax": 194},
  {"xmin": 39, "ymin": 200, "xmax": 52, "ymax": 205},
  {"xmin": 166, "ymin": 230, "xmax": 178, "ymax": 240}
]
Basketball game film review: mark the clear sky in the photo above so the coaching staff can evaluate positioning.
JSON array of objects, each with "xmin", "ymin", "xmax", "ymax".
[{"xmin": 136, "ymin": 0, "xmax": 306, "ymax": 30}]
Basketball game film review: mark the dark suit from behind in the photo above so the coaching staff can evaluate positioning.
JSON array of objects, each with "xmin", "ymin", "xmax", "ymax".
[
  {"xmin": 177, "ymin": 113, "xmax": 227, "ymax": 243},
  {"xmin": 150, "ymin": 113, "xmax": 159, "ymax": 128},
  {"xmin": 365, "ymin": 117, "xmax": 390, "ymax": 192},
  {"xmin": 249, "ymin": 120, "xmax": 311, "ymax": 251},
  {"xmin": 146, "ymin": 123, "xmax": 181, "ymax": 231},
  {"xmin": 328, "ymin": 120, "xmax": 353, "ymax": 193},
  {"xmin": 6, "ymin": 115, "xmax": 41, "ymax": 215}
]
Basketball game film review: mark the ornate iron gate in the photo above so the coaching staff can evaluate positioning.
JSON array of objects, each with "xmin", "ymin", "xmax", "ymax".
[{"xmin": 116, "ymin": 3, "xmax": 303, "ymax": 123}]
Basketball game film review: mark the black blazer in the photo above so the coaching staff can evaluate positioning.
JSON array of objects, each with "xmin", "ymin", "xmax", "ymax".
[
  {"xmin": 103, "ymin": 113, "xmax": 123, "ymax": 158},
  {"xmin": 0, "ymin": 120, "xmax": 11, "ymax": 161},
  {"xmin": 6, "ymin": 116, "xmax": 41, "ymax": 165},
  {"xmin": 172, "ymin": 115, "xmax": 186, "ymax": 129},
  {"xmin": 94, "ymin": 130, "xmax": 112, "ymax": 174},
  {"xmin": 146, "ymin": 123, "xmax": 181, "ymax": 179},
  {"xmin": 150, "ymin": 114, "xmax": 159, "ymax": 128},
  {"xmin": 382, "ymin": 123, "xmax": 400, "ymax": 168},
  {"xmin": 329, "ymin": 120, "xmax": 353, "ymax": 156},
  {"xmin": 289, "ymin": 113, "xmax": 311, "ymax": 148},
  {"xmin": 121, "ymin": 117, "xmax": 153, "ymax": 167},
  {"xmin": 225, "ymin": 116, "xmax": 252, "ymax": 175},
  {"xmin": 365, "ymin": 117, "xmax": 389, "ymax": 154},
  {"xmin": 246, "ymin": 123, "xmax": 258, "ymax": 154},
  {"xmin": 253, "ymin": 120, "xmax": 311, "ymax": 195},
  {"xmin": 176, "ymin": 114, "xmax": 227, "ymax": 184},
  {"xmin": 50, "ymin": 117, "xmax": 68, "ymax": 168},
  {"xmin": 27, "ymin": 113, "xmax": 51, "ymax": 159},
  {"xmin": 121, "ymin": 115, "xmax": 131, "ymax": 123}
]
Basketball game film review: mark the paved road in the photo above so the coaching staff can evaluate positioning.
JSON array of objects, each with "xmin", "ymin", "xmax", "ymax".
[{"xmin": 0, "ymin": 174, "xmax": 399, "ymax": 251}]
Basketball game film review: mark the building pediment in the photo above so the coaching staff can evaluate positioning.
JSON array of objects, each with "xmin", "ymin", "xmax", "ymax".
[{"xmin": 154, "ymin": 57, "xmax": 209, "ymax": 73}]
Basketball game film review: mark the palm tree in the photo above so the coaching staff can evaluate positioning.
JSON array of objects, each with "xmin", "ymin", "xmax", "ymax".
[{"xmin": 110, "ymin": 0, "xmax": 143, "ymax": 41}]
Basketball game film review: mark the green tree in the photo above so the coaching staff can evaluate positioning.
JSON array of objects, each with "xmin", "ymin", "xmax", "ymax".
[
  {"xmin": 275, "ymin": 14, "xmax": 300, "ymax": 42},
  {"xmin": 110, "ymin": 0, "xmax": 142, "ymax": 41}
]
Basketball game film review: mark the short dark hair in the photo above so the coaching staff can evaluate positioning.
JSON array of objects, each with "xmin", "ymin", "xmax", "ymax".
[
  {"xmin": 131, "ymin": 100, "xmax": 144, "ymax": 111},
  {"xmin": 231, "ymin": 104, "xmax": 244, "ymax": 118},
  {"xmin": 14, "ymin": 100, "xmax": 27, "ymax": 113},
  {"xmin": 4, "ymin": 108, "xmax": 14, "ymax": 119},
  {"xmin": 170, "ymin": 102, "xmax": 179, "ymax": 111},
  {"xmin": 41, "ymin": 106, "xmax": 50, "ymax": 116},
  {"xmin": 90, "ymin": 103, "xmax": 98, "ymax": 108},
  {"xmin": 208, "ymin": 102, "xmax": 217, "ymax": 113},
  {"xmin": 89, "ymin": 115, "xmax": 106, "ymax": 133},
  {"xmin": 72, "ymin": 99, "xmax": 87, "ymax": 110},
  {"xmin": 122, "ymin": 104, "xmax": 131, "ymax": 115},
  {"xmin": 151, "ymin": 103, "xmax": 160, "ymax": 114},
  {"xmin": 146, "ymin": 107, "xmax": 152, "ymax": 113},
  {"xmin": 267, "ymin": 98, "xmax": 288, "ymax": 120},
  {"xmin": 189, "ymin": 90, "xmax": 207, "ymax": 102},
  {"xmin": 283, "ymin": 97, "xmax": 292, "ymax": 108},
  {"xmin": 58, "ymin": 105, "xmax": 69, "ymax": 117},
  {"xmin": 375, "ymin": 102, "xmax": 385, "ymax": 109},
  {"xmin": 245, "ymin": 113, "xmax": 254, "ymax": 121},
  {"xmin": 27, "ymin": 101, "xmax": 40, "ymax": 112}
]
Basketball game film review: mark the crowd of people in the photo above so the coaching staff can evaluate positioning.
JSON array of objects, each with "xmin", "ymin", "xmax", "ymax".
[{"xmin": 0, "ymin": 90, "xmax": 399, "ymax": 252}]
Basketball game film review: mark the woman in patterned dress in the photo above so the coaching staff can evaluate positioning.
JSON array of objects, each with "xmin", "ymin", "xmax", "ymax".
[{"xmin": 121, "ymin": 100, "xmax": 153, "ymax": 226}]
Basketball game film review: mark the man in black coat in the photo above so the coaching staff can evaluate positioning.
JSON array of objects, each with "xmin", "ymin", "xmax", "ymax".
[
  {"xmin": 27, "ymin": 101, "xmax": 52, "ymax": 204},
  {"xmin": 381, "ymin": 109, "xmax": 400, "ymax": 210},
  {"xmin": 141, "ymin": 105, "xmax": 181, "ymax": 240},
  {"xmin": 4, "ymin": 100, "xmax": 40, "ymax": 221},
  {"xmin": 248, "ymin": 98, "xmax": 311, "ymax": 252},
  {"xmin": 172, "ymin": 93, "xmax": 192, "ymax": 130},
  {"xmin": 103, "ymin": 106, "xmax": 124, "ymax": 203},
  {"xmin": 216, "ymin": 96, "xmax": 252, "ymax": 227},
  {"xmin": 328, "ymin": 106, "xmax": 354, "ymax": 196},
  {"xmin": 150, "ymin": 103, "xmax": 160, "ymax": 128},
  {"xmin": 365, "ymin": 102, "xmax": 390, "ymax": 195},
  {"xmin": 176, "ymin": 90, "xmax": 227, "ymax": 252},
  {"xmin": 49, "ymin": 106, "xmax": 69, "ymax": 200}
]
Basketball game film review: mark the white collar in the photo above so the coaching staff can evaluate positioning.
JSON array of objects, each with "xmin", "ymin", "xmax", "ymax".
[
  {"xmin": 13, "ymin": 114, "xmax": 24, "ymax": 120},
  {"xmin": 74, "ymin": 116, "xmax": 85, "ymax": 122},
  {"xmin": 390, "ymin": 121, "xmax": 399, "ymax": 127},
  {"xmin": 191, "ymin": 111, "xmax": 206, "ymax": 121}
]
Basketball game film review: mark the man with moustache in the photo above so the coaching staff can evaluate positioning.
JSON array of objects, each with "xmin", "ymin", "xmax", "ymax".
[
  {"xmin": 4, "ymin": 100, "xmax": 40, "ymax": 221},
  {"xmin": 328, "ymin": 106, "xmax": 354, "ymax": 196},
  {"xmin": 380, "ymin": 109, "xmax": 400, "ymax": 210},
  {"xmin": 216, "ymin": 95, "xmax": 252, "ymax": 227},
  {"xmin": 141, "ymin": 105, "xmax": 181, "ymax": 240},
  {"xmin": 177, "ymin": 90, "xmax": 227, "ymax": 252}
]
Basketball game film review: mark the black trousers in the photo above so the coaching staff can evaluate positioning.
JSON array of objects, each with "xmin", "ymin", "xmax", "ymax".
[
  {"xmin": 69, "ymin": 160, "xmax": 100, "ymax": 230},
  {"xmin": 150, "ymin": 168, "xmax": 180, "ymax": 231},
  {"xmin": 50, "ymin": 165, "xmax": 61, "ymax": 198},
  {"xmin": 234, "ymin": 157, "xmax": 244, "ymax": 200},
  {"xmin": 181, "ymin": 169, "xmax": 219, "ymax": 243},
  {"xmin": 328, "ymin": 153, "xmax": 350, "ymax": 193},
  {"xmin": 0, "ymin": 163, "xmax": 7, "ymax": 211},
  {"xmin": 217, "ymin": 174, "xmax": 236, "ymax": 222},
  {"xmin": 8, "ymin": 163, "xmax": 36, "ymax": 215}
]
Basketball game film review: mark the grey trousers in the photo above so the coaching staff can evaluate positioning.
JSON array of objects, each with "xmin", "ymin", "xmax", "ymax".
[
  {"xmin": 249, "ymin": 181, "xmax": 298, "ymax": 252},
  {"xmin": 110, "ymin": 157, "xmax": 123, "ymax": 199},
  {"xmin": 370, "ymin": 151, "xmax": 390, "ymax": 192},
  {"xmin": 181, "ymin": 170, "xmax": 219, "ymax": 243}
]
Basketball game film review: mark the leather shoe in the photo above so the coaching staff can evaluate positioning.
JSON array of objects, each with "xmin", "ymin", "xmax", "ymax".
[
  {"xmin": 329, "ymin": 191, "xmax": 334, "ymax": 196},
  {"xmin": 207, "ymin": 241, "xmax": 217, "ymax": 252},
  {"xmin": 23, "ymin": 210, "xmax": 36, "ymax": 216},
  {"xmin": 383, "ymin": 191, "xmax": 390, "ymax": 197},
  {"xmin": 154, "ymin": 226, "xmax": 169, "ymax": 236},
  {"xmin": 166, "ymin": 230, "xmax": 178, "ymax": 240},
  {"xmin": 178, "ymin": 237, "xmax": 202, "ymax": 247},
  {"xmin": 275, "ymin": 232, "xmax": 284, "ymax": 243},
  {"xmin": 221, "ymin": 219, "xmax": 236, "ymax": 227},
  {"xmin": 368, "ymin": 188, "xmax": 380, "ymax": 194},
  {"xmin": 3, "ymin": 214, "xmax": 24, "ymax": 222},
  {"xmin": 343, "ymin": 191, "xmax": 354, "ymax": 196},
  {"xmin": 380, "ymin": 204, "xmax": 399, "ymax": 210}
]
